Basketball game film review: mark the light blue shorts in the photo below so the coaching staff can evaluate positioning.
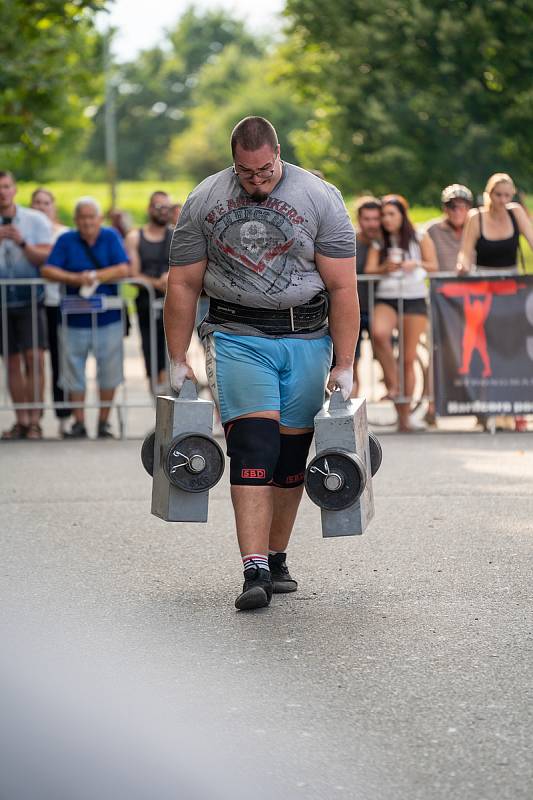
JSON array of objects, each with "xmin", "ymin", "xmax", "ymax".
[
  {"xmin": 60, "ymin": 321, "xmax": 124, "ymax": 393},
  {"xmin": 205, "ymin": 332, "xmax": 333, "ymax": 428}
]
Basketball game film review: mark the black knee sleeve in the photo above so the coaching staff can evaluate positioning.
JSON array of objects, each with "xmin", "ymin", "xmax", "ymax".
[
  {"xmin": 225, "ymin": 418, "xmax": 280, "ymax": 486},
  {"xmin": 272, "ymin": 431, "xmax": 314, "ymax": 488}
]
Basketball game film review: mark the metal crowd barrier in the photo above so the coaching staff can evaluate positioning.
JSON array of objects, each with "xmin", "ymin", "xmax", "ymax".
[
  {"xmin": 358, "ymin": 268, "xmax": 525, "ymax": 420},
  {"xmin": 0, "ymin": 278, "xmax": 161, "ymax": 438},
  {"xmin": 358, "ymin": 273, "xmax": 432, "ymax": 408},
  {"xmin": 0, "ymin": 269, "xmax": 525, "ymax": 438}
]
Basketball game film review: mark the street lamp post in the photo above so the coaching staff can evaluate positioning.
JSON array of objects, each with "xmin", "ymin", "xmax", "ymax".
[{"xmin": 103, "ymin": 35, "xmax": 117, "ymax": 211}]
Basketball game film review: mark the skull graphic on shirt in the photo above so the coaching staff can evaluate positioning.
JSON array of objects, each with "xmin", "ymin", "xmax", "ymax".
[
  {"xmin": 210, "ymin": 206, "xmax": 297, "ymax": 297},
  {"xmin": 239, "ymin": 221, "xmax": 268, "ymax": 257}
]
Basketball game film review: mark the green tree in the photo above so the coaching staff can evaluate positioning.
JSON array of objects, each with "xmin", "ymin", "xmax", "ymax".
[
  {"xmin": 0, "ymin": 0, "xmax": 107, "ymax": 178},
  {"xmin": 85, "ymin": 7, "xmax": 262, "ymax": 179},
  {"xmin": 166, "ymin": 45, "xmax": 312, "ymax": 181},
  {"xmin": 283, "ymin": 0, "xmax": 533, "ymax": 200}
]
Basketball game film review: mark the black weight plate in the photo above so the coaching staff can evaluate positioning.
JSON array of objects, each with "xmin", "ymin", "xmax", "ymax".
[
  {"xmin": 141, "ymin": 431, "xmax": 155, "ymax": 476},
  {"xmin": 165, "ymin": 433, "xmax": 225, "ymax": 493},
  {"xmin": 368, "ymin": 431, "xmax": 383, "ymax": 476},
  {"xmin": 304, "ymin": 450, "xmax": 366, "ymax": 511}
]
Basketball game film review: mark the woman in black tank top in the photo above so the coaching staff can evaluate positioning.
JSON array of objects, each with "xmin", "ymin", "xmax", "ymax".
[
  {"xmin": 475, "ymin": 207, "xmax": 519, "ymax": 268},
  {"xmin": 457, "ymin": 172, "xmax": 533, "ymax": 273}
]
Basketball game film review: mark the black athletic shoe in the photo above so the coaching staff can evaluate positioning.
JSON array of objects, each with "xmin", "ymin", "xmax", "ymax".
[
  {"xmin": 235, "ymin": 566, "xmax": 273, "ymax": 611},
  {"xmin": 97, "ymin": 420, "xmax": 114, "ymax": 439},
  {"xmin": 268, "ymin": 552, "xmax": 298, "ymax": 594},
  {"xmin": 63, "ymin": 421, "xmax": 87, "ymax": 439}
]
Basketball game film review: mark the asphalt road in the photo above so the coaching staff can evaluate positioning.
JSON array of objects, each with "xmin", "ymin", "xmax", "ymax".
[{"xmin": 1, "ymin": 432, "xmax": 532, "ymax": 799}]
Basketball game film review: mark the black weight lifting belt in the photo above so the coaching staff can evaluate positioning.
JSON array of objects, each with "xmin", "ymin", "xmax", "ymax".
[{"xmin": 207, "ymin": 292, "xmax": 328, "ymax": 335}]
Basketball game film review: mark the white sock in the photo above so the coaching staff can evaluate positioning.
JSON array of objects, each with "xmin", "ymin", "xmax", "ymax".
[{"xmin": 242, "ymin": 554, "xmax": 270, "ymax": 573}]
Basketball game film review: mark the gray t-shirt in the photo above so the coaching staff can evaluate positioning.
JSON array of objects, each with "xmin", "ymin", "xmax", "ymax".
[
  {"xmin": 422, "ymin": 217, "xmax": 461, "ymax": 272},
  {"xmin": 170, "ymin": 162, "xmax": 355, "ymax": 337},
  {"xmin": 0, "ymin": 205, "xmax": 53, "ymax": 307}
]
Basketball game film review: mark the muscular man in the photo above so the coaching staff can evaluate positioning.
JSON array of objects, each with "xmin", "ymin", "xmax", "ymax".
[
  {"xmin": 165, "ymin": 116, "xmax": 358, "ymax": 611},
  {"xmin": 125, "ymin": 192, "xmax": 173, "ymax": 389}
]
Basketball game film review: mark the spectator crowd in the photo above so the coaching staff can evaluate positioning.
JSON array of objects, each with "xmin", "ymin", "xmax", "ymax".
[
  {"xmin": 0, "ymin": 171, "xmax": 181, "ymax": 439},
  {"xmin": 0, "ymin": 167, "xmax": 532, "ymax": 439}
]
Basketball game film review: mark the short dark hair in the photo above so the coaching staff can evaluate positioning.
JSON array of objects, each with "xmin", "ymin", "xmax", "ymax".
[
  {"xmin": 149, "ymin": 190, "xmax": 169, "ymax": 204},
  {"xmin": 355, "ymin": 195, "xmax": 382, "ymax": 216},
  {"xmin": 230, "ymin": 117, "xmax": 278, "ymax": 157},
  {"xmin": 0, "ymin": 170, "xmax": 15, "ymax": 183},
  {"xmin": 31, "ymin": 187, "xmax": 54, "ymax": 203}
]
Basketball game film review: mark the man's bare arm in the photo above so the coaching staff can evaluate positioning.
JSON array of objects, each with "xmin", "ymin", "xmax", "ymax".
[
  {"xmin": 315, "ymin": 252, "xmax": 359, "ymax": 398},
  {"xmin": 164, "ymin": 260, "xmax": 207, "ymax": 387},
  {"xmin": 42, "ymin": 262, "xmax": 128, "ymax": 287},
  {"xmin": 0, "ymin": 224, "xmax": 51, "ymax": 266},
  {"xmin": 96, "ymin": 263, "xmax": 129, "ymax": 283},
  {"xmin": 41, "ymin": 264, "xmax": 90, "ymax": 287},
  {"xmin": 124, "ymin": 229, "xmax": 141, "ymax": 277},
  {"xmin": 23, "ymin": 242, "xmax": 52, "ymax": 267}
]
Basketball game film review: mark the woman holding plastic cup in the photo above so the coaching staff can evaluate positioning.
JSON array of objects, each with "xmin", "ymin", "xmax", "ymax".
[{"xmin": 366, "ymin": 194, "xmax": 438, "ymax": 432}]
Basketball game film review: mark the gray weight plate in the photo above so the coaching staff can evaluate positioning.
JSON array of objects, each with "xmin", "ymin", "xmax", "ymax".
[
  {"xmin": 305, "ymin": 449, "xmax": 367, "ymax": 511},
  {"xmin": 141, "ymin": 431, "xmax": 155, "ymax": 476},
  {"xmin": 368, "ymin": 431, "xmax": 383, "ymax": 476},
  {"xmin": 165, "ymin": 433, "xmax": 225, "ymax": 493}
]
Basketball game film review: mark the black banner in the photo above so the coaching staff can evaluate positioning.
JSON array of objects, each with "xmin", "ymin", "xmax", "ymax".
[{"xmin": 430, "ymin": 275, "xmax": 533, "ymax": 416}]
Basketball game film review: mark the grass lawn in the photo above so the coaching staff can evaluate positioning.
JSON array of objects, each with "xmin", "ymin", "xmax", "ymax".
[{"xmin": 16, "ymin": 180, "xmax": 193, "ymax": 225}]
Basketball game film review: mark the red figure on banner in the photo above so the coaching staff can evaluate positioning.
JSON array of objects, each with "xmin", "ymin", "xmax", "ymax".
[
  {"xmin": 458, "ymin": 294, "xmax": 493, "ymax": 376},
  {"xmin": 437, "ymin": 279, "xmax": 525, "ymax": 377}
]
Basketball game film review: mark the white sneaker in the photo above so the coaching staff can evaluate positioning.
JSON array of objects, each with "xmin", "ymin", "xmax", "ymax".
[{"xmin": 407, "ymin": 415, "xmax": 427, "ymax": 432}]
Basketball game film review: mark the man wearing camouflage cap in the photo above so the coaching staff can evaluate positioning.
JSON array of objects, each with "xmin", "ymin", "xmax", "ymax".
[{"xmin": 423, "ymin": 184, "xmax": 474, "ymax": 272}]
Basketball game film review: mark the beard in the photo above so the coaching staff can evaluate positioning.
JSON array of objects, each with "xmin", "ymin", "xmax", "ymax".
[
  {"xmin": 249, "ymin": 188, "xmax": 269, "ymax": 202},
  {"xmin": 149, "ymin": 214, "xmax": 167, "ymax": 227}
]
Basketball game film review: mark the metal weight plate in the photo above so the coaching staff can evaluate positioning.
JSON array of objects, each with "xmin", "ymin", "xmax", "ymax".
[
  {"xmin": 368, "ymin": 431, "xmax": 383, "ymax": 476},
  {"xmin": 141, "ymin": 431, "xmax": 155, "ymax": 476},
  {"xmin": 304, "ymin": 449, "xmax": 367, "ymax": 511},
  {"xmin": 165, "ymin": 433, "xmax": 225, "ymax": 493}
]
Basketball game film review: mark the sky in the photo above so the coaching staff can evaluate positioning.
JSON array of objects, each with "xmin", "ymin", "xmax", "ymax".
[{"xmin": 98, "ymin": 0, "xmax": 286, "ymax": 61}]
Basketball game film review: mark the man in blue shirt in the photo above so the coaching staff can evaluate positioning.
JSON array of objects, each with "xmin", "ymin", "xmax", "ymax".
[
  {"xmin": 42, "ymin": 197, "xmax": 129, "ymax": 438},
  {"xmin": 0, "ymin": 170, "xmax": 53, "ymax": 440}
]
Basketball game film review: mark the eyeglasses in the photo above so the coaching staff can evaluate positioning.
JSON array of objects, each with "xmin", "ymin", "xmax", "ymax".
[
  {"xmin": 151, "ymin": 204, "xmax": 171, "ymax": 211},
  {"xmin": 444, "ymin": 201, "xmax": 470, "ymax": 210},
  {"xmin": 233, "ymin": 156, "xmax": 278, "ymax": 181}
]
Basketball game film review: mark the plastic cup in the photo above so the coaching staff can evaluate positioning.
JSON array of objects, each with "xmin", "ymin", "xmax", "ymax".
[{"xmin": 388, "ymin": 247, "xmax": 403, "ymax": 265}]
